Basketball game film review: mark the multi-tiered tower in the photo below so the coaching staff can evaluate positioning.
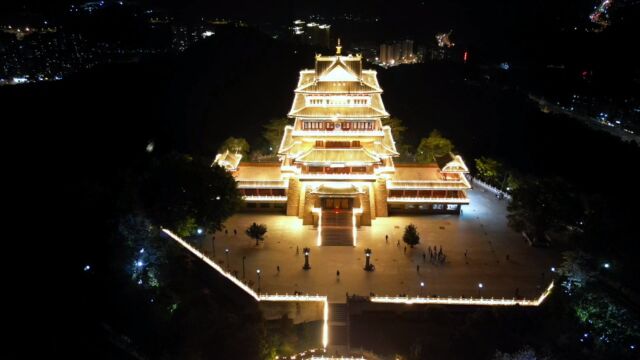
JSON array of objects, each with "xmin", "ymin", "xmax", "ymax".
[{"xmin": 215, "ymin": 42, "xmax": 471, "ymax": 233}]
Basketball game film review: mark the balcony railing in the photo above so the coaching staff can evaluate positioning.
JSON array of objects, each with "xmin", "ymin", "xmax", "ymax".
[
  {"xmin": 387, "ymin": 196, "xmax": 470, "ymax": 204},
  {"xmin": 291, "ymin": 130, "xmax": 385, "ymax": 137},
  {"xmin": 387, "ymin": 179, "xmax": 470, "ymax": 190},
  {"xmin": 299, "ymin": 173, "xmax": 378, "ymax": 180},
  {"xmin": 237, "ymin": 180, "xmax": 289, "ymax": 189},
  {"xmin": 242, "ymin": 195, "xmax": 288, "ymax": 202}
]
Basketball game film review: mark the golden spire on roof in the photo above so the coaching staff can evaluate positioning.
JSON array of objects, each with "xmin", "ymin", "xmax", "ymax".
[{"xmin": 336, "ymin": 38, "xmax": 342, "ymax": 55}]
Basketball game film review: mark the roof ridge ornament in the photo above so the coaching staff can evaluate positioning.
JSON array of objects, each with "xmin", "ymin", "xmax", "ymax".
[{"xmin": 336, "ymin": 38, "xmax": 342, "ymax": 55}]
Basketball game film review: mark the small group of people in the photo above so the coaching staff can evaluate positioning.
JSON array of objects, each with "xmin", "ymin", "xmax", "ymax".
[{"xmin": 425, "ymin": 245, "xmax": 446, "ymax": 264}]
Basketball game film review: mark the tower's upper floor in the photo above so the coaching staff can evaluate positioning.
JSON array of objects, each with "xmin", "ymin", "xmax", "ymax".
[{"xmin": 288, "ymin": 41, "xmax": 389, "ymax": 120}]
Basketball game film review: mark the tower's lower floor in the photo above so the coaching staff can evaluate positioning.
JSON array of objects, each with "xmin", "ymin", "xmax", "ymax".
[
  {"xmin": 240, "ymin": 176, "xmax": 467, "ymax": 226},
  {"xmin": 233, "ymin": 163, "xmax": 469, "ymax": 224}
]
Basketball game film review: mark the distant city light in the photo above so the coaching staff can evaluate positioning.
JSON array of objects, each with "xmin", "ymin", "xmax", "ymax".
[
  {"xmin": 420, "ymin": 282, "xmax": 425, "ymax": 287},
  {"xmin": 478, "ymin": 283, "xmax": 484, "ymax": 288},
  {"xmin": 138, "ymin": 279, "xmax": 143, "ymax": 285},
  {"xmin": 135, "ymin": 260, "xmax": 144, "ymax": 267},
  {"xmin": 202, "ymin": 31, "xmax": 214, "ymax": 38},
  {"xmin": 140, "ymin": 248, "xmax": 145, "ymax": 254},
  {"xmin": 146, "ymin": 141, "xmax": 154, "ymax": 153},
  {"xmin": 197, "ymin": 228, "xmax": 203, "ymax": 235},
  {"xmin": 216, "ymin": 196, "xmax": 221, "ymax": 200},
  {"xmin": 84, "ymin": 265, "xmax": 91, "ymax": 271},
  {"xmin": 603, "ymin": 263, "xmax": 610, "ymax": 269},
  {"xmin": 551, "ymin": 267, "xmax": 556, "ymax": 272},
  {"xmin": 500, "ymin": 62, "xmax": 510, "ymax": 70}
]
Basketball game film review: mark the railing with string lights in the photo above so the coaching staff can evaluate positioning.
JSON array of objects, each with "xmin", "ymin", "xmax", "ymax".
[
  {"xmin": 161, "ymin": 228, "xmax": 329, "ymax": 348},
  {"xmin": 242, "ymin": 195, "xmax": 289, "ymax": 202},
  {"xmin": 370, "ymin": 281, "xmax": 554, "ymax": 306}
]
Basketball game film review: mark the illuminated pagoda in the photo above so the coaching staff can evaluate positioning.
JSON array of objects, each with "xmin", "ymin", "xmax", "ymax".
[{"xmin": 215, "ymin": 40, "xmax": 470, "ymax": 230}]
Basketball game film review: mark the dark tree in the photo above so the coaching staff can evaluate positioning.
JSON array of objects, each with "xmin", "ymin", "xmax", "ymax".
[
  {"xmin": 263, "ymin": 117, "xmax": 291, "ymax": 154},
  {"xmin": 416, "ymin": 130, "xmax": 454, "ymax": 163},
  {"xmin": 246, "ymin": 222, "xmax": 268, "ymax": 246},
  {"xmin": 218, "ymin": 137, "xmax": 250, "ymax": 158},
  {"xmin": 139, "ymin": 153, "xmax": 242, "ymax": 237},
  {"xmin": 403, "ymin": 224, "xmax": 420, "ymax": 248},
  {"xmin": 507, "ymin": 177, "xmax": 581, "ymax": 245}
]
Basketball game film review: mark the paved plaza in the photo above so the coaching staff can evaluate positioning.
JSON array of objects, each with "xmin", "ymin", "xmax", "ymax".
[{"xmin": 196, "ymin": 188, "xmax": 559, "ymax": 302}]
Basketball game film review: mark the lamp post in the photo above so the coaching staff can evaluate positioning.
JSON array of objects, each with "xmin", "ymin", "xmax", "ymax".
[
  {"xmin": 303, "ymin": 247, "xmax": 311, "ymax": 270},
  {"xmin": 420, "ymin": 281, "xmax": 425, "ymax": 297},
  {"xmin": 364, "ymin": 248, "xmax": 373, "ymax": 271},
  {"xmin": 256, "ymin": 269, "xmax": 261, "ymax": 293},
  {"xmin": 242, "ymin": 256, "xmax": 246, "ymax": 279},
  {"xmin": 478, "ymin": 282, "xmax": 484, "ymax": 297},
  {"xmin": 225, "ymin": 248, "xmax": 230, "ymax": 270}
]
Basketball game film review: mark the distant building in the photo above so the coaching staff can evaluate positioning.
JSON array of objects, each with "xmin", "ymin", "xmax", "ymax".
[
  {"xmin": 377, "ymin": 40, "xmax": 417, "ymax": 67},
  {"xmin": 215, "ymin": 42, "xmax": 471, "ymax": 231}
]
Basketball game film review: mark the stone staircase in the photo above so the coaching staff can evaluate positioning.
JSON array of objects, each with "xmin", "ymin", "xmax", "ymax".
[
  {"xmin": 321, "ymin": 210, "xmax": 353, "ymax": 246},
  {"xmin": 328, "ymin": 303, "xmax": 349, "ymax": 346}
]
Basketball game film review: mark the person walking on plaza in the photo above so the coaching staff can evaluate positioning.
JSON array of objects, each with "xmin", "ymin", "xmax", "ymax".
[
  {"xmin": 422, "ymin": 252, "xmax": 426, "ymax": 263},
  {"xmin": 417, "ymin": 264, "xmax": 420, "ymax": 273},
  {"xmin": 336, "ymin": 269, "xmax": 340, "ymax": 281},
  {"xmin": 397, "ymin": 239, "xmax": 400, "ymax": 247},
  {"xmin": 404, "ymin": 246, "xmax": 407, "ymax": 254},
  {"xmin": 277, "ymin": 265, "xmax": 280, "ymax": 274},
  {"xmin": 233, "ymin": 228, "xmax": 237, "ymax": 236},
  {"xmin": 385, "ymin": 234, "xmax": 389, "ymax": 243}
]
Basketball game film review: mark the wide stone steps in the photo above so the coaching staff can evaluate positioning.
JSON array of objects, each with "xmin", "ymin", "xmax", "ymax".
[{"xmin": 321, "ymin": 211, "xmax": 353, "ymax": 246}]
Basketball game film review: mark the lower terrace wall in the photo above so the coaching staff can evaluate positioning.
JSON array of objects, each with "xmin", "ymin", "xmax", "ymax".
[{"xmin": 241, "ymin": 202, "xmax": 287, "ymax": 213}]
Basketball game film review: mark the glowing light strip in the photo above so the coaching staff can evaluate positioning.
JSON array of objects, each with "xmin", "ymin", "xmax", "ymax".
[
  {"xmin": 312, "ymin": 207, "xmax": 322, "ymax": 246},
  {"xmin": 371, "ymin": 282, "xmax": 554, "ymax": 307},
  {"xmin": 163, "ymin": 228, "xmax": 329, "ymax": 349},
  {"xmin": 352, "ymin": 207, "xmax": 363, "ymax": 247},
  {"xmin": 373, "ymin": 166, "xmax": 395, "ymax": 174},
  {"xmin": 322, "ymin": 298, "xmax": 329, "ymax": 348},
  {"xmin": 242, "ymin": 196, "xmax": 289, "ymax": 202},
  {"xmin": 291, "ymin": 130, "xmax": 384, "ymax": 137},
  {"xmin": 299, "ymin": 174, "xmax": 377, "ymax": 180},
  {"xmin": 238, "ymin": 185, "xmax": 289, "ymax": 189},
  {"xmin": 162, "ymin": 229, "xmax": 259, "ymax": 301},
  {"xmin": 281, "ymin": 165, "xmax": 302, "ymax": 174},
  {"xmin": 387, "ymin": 180, "xmax": 470, "ymax": 190},
  {"xmin": 237, "ymin": 180, "xmax": 288, "ymax": 189},
  {"xmin": 387, "ymin": 197, "xmax": 469, "ymax": 204}
]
